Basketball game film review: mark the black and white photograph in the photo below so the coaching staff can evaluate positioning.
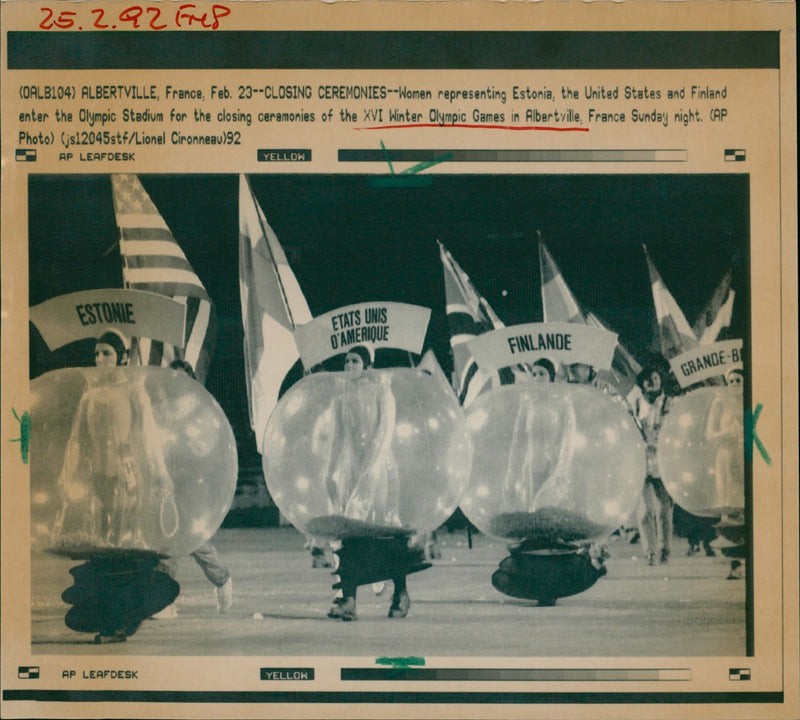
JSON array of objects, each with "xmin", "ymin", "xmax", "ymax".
[
  {"xmin": 2, "ymin": 0, "xmax": 796, "ymax": 716},
  {"xmin": 27, "ymin": 172, "xmax": 749, "ymax": 658}
]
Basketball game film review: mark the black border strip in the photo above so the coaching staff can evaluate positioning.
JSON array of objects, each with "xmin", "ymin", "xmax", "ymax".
[
  {"xmin": 743, "ymin": 174, "xmax": 755, "ymax": 657},
  {"xmin": 7, "ymin": 31, "xmax": 779, "ymax": 70},
  {"xmin": 1, "ymin": 690, "xmax": 785, "ymax": 704}
]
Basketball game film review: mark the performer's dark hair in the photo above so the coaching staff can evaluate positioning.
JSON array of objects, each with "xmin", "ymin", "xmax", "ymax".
[
  {"xmin": 635, "ymin": 367, "xmax": 658, "ymax": 390},
  {"xmin": 96, "ymin": 330, "xmax": 128, "ymax": 366},
  {"xmin": 725, "ymin": 368, "xmax": 744, "ymax": 384},
  {"xmin": 532, "ymin": 358, "xmax": 556, "ymax": 381},
  {"xmin": 170, "ymin": 359, "xmax": 197, "ymax": 380},
  {"xmin": 346, "ymin": 345, "xmax": 373, "ymax": 368},
  {"xmin": 636, "ymin": 353, "xmax": 676, "ymax": 393}
]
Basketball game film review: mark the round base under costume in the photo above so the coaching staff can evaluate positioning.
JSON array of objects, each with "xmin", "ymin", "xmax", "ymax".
[{"xmin": 62, "ymin": 551, "xmax": 179, "ymax": 638}]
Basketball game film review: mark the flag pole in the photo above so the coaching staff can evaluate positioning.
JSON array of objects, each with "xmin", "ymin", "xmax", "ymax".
[{"xmin": 244, "ymin": 174, "xmax": 301, "ymax": 333}]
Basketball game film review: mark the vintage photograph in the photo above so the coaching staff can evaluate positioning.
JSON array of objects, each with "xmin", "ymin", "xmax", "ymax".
[{"xmin": 28, "ymin": 172, "xmax": 748, "ymax": 657}]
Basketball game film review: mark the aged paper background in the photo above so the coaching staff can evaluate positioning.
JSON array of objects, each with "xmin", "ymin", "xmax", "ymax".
[{"xmin": 1, "ymin": 1, "xmax": 797, "ymax": 718}]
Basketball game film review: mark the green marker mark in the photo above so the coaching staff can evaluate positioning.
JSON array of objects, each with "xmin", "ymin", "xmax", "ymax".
[
  {"xmin": 375, "ymin": 656, "xmax": 426, "ymax": 669},
  {"xmin": 400, "ymin": 154, "xmax": 452, "ymax": 175},
  {"xmin": 10, "ymin": 408, "xmax": 30, "ymax": 464},
  {"xmin": 370, "ymin": 141, "xmax": 451, "ymax": 188},
  {"xmin": 380, "ymin": 140, "xmax": 396, "ymax": 176},
  {"xmin": 745, "ymin": 403, "xmax": 771, "ymax": 466}
]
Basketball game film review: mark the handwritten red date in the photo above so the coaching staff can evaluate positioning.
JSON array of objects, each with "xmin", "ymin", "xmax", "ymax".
[{"xmin": 39, "ymin": 4, "xmax": 231, "ymax": 31}]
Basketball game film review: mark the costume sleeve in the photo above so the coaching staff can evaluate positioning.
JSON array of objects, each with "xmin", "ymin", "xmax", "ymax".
[
  {"xmin": 57, "ymin": 391, "xmax": 92, "ymax": 491},
  {"xmin": 130, "ymin": 379, "xmax": 172, "ymax": 489},
  {"xmin": 362, "ymin": 375, "xmax": 396, "ymax": 477},
  {"xmin": 322, "ymin": 381, "xmax": 346, "ymax": 507}
]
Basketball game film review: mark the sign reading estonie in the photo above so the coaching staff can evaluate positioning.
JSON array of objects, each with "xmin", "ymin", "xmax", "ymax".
[
  {"xmin": 293, "ymin": 301, "xmax": 431, "ymax": 368},
  {"xmin": 29, "ymin": 289, "xmax": 187, "ymax": 350},
  {"xmin": 669, "ymin": 339, "xmax": 744, "ymax": 388},
  {"xmin": 467, "ymin": 322, "xmax": 618, "ymax": 372}
]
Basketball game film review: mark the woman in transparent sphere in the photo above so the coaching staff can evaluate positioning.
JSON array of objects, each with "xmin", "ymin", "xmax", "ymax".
[
  {"xmin": 51, "ymin": 329, "xmax": 177, "ymax": 552},
  {"xmin": 321, "ymin": 346, "xmax": 411, "ymax": 620},
  {"xmin": 323, "ymin": 345, "xmax": 401, "ymax": 527}
]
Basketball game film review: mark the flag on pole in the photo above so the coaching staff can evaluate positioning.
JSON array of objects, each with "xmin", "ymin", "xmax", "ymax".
[
  {"xmin": 693, "ymin": 268, "xmax": 735, "ymax": 345},
  {"xmin": 239, "ymin": 174, "xmax": 312, "ymax": 452},
  {"xmin": 539, "ymin": 239, "xmax": 640, "ymax": 395},
  {"xmin": 539, "ymin": 240, "xmax": 584, "ymax": 324},
  {"xmin": 438, "ymin": 241, "xmax": 511, "ymax": 406},
  {"xmin": 644, "ymin": 245, "xmax": 698, "ymax": 359},
  {"xmin": 586, "ymin": 312, "xmax": 642, "ymax": 397},
  {"xmin": 112, "ymin": 174, "xmax": 216, "ymax": 382},
  {"xmin": 417, "ymin": 348, "xmax": 455, "ymax": 395}
]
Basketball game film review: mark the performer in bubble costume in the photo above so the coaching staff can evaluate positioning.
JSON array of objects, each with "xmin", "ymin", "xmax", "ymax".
[
  {"xmin": 323, "ymin": 346, "xmax": 401, "ymax": 527},
  {"xmin": 500, "ymin": 358, "xmax": 576, "ymax": 513},
  {"xmin": 54, "ymin": 330, "xmax": 180, "ymax": 643},
  {"xmin": 51, "ymin": 330, "xmax": 177, "ymax": 551},
  {"xmin": 462, "ymin": 358, "xmax": 645, "ymax": 605},
  {"xmin": 705, "ymin": 368, "xmax": 745, "ymax": 514},
  {"xmin": 262, "ymin": 344, "xmax": 471, "ymax": 620},
  {"xmin": 322, "ymin": 347, "xmax": 412, "ymax": 620}
]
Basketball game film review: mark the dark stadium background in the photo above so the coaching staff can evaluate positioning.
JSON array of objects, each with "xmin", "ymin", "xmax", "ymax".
[{"xmin": 28, "ymin": 173, "xmax": 750, "ymax": 499}]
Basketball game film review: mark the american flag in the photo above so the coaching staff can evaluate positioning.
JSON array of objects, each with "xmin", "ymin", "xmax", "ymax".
[{"xmin": 111, "ymin": 174, "xmax": 216, "ymax": 382}]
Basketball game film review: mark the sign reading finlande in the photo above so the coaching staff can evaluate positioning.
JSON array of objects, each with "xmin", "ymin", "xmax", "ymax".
[{"xmin": 467, "ymin": 322, "xmax": 618, "ymax": 372}]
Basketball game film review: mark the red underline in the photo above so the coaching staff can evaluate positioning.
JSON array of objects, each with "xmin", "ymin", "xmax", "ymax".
[{"xmin": 355, "ymin": 123, "xmax": 589, "ymax": 132}]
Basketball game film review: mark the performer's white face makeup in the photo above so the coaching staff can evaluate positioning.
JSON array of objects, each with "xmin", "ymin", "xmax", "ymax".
[
  {"xmin": 344, "ymin": 352, "xmax": 365, "ymax": 379},
  {"xmin": 643, "ymin": 371, "xmax": 662, "ymax": 394},
  {"xmin": 726, "ymin": 371, "xmax": 743, "ymax": 387},
  {"xmin": 569, "ymin": 363, "xmax": 593, "ymax": 384},
  {"xmin": 530, "ymin": 365, "xmax": 551, "ymax": 382},
  {"xmin": 94, "ymin": 342, "xmax": 119, "ymax": 367}
]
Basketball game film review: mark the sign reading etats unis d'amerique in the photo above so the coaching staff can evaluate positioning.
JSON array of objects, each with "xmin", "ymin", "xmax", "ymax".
[{"xmin": 293, "ymin": 301, "xmax": 431, "ymax": 367}]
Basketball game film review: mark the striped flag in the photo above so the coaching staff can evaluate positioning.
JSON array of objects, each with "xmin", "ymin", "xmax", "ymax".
[
  {"xmin": 438, "ymin": 241, "xmax": 508, "ymax": 406},
  {"xmin": 112, "ymin": 174, "xmax": 216, "ymax": 382},
  {"xmin": 644, "ymin": 245, "xmax": 698, "ymax": 359},
  {"xmin": 239, "ymin": 174, "xmax": 312, "ymax": 452},
  {"xmin": 539, "ymin": 239, "xmax": 640, "ymax": 395},
  {"xmin": 586, "ymin": 312, "xmax": 642, "ymax": 397},
  {"xmin": 694, "ymin": 267, "xmax": 735, "ymax": 345}
]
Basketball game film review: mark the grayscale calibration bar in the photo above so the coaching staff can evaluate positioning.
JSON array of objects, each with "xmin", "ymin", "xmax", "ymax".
[
  {"xmin": 341, "ymin": 668, "xmax": 693, "ymax": 681},
  {"xmin": 339, "ymin": 149, "xmax": 687, "ymax": 163}
]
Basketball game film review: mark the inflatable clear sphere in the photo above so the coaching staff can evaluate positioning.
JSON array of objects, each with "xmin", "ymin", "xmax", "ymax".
[
  {"xmin": 461, "ymin": 384, "xmax": 646, "ymax": 540},
  {"xmin": 262, "ymin": 368, "xmax": 472, "ymax": 536},
  {"xmin": 30, "ymin": 367, "xmax": 238, "ymax": 558},
  {"xmin": 658, "ymin": 386, "xmax": 744, "ymax": 516}
]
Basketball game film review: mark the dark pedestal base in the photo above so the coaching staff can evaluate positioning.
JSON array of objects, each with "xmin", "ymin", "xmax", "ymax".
[
  {"xmin": 62, "ymin": 553, "xmax": 179, "ymax": 638},
  {"xmin": 333, "ymin": 536, "xmax": 430, "ymax": 589},
  {"xmin": 491, "ymin": 540, "xmax": 606, "ymax": 605}
]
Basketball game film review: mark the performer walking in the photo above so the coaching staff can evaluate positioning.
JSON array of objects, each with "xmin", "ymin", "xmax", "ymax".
[
  {"xmin": 151, "ymin": 360, "xmax": 234, "ymax": 618},
  {"xmin": 631, "ymin": 360, "xmax": 675, "ymax": 565}
]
